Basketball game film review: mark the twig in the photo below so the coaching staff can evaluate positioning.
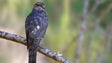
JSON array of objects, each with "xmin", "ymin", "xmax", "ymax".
[
  {"xmin": 90, "ymin": 0, "xmax": 106, "ymax": 13},
  {"xmin": 94, "ymin": 4, "xmax": 112, "ymax": 26},
  {"xmin": 0, "ymin": 30, "xmax": 72, "ymax": 63},
  {"xmin": 88, "ymin": 4, "xmax": 112, "ymax": 30},
  {"xmin": 74, "ymin": 0, "xmax": 89, "ymax": 63}
]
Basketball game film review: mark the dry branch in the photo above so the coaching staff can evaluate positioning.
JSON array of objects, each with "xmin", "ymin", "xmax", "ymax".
[
  {"xmin": 0, "ymin": 30, "xmax": 72, "ymax": 63},
  {"xmin": 88, "ymin": 4, "xmax": 112, "ymax": 30},
  {"xmin": 74, "ymin": 0, "xmax": 89, "ymax": 63}
]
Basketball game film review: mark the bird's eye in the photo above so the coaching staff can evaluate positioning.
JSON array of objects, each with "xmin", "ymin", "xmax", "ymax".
[{"xmin": 36, "ymin": 4, "xmax": 39, "ymax": 6}]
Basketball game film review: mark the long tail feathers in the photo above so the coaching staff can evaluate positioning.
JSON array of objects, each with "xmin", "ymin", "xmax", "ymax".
[
  {"xmin": 29, "ymin": 49, "xmax": 37, "ymax": 63},
  {"xmin": 28, "ymin": 39, "xmax": 41, "ymax": 63}
]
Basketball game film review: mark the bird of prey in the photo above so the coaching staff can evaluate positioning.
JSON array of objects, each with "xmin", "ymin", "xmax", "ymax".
[{"xmin": 25, "ymin": 2, "xmax": 48, "ymax": 63}]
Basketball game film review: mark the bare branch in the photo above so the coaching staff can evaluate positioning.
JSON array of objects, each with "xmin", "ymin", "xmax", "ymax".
[
  {"xmin": 90, "ymin": 0, "xmax": 106, "ymax": 13},
  {"xmin": 0, "ymin": 30, "xmax": 72, "ymax": 63},
  {"xmin": 74, "ymin": 0, "xmax": 89, "ymax": 63},
  {"xmin": 94, "ymin": 4, "xmax": 112, "ymax": 26},
  {"xmin": 88, "ymin": 4, "xmax": 112, "ymax": 30}
]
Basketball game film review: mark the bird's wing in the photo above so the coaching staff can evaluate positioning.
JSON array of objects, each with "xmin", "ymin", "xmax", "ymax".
[{"xmin": 25, "ymin": 16, "xmax": 42, "ymax": 40}]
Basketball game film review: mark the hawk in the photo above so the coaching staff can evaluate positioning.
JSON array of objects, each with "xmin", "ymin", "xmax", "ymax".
[{"xmin": 25, "ymin": 2, "xmax": 48, "ymax": 63}]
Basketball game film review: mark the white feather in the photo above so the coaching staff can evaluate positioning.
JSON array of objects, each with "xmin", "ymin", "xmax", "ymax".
[{"xmin": 37, "ymin": 25, "xmax": 40, "ymax": 29}]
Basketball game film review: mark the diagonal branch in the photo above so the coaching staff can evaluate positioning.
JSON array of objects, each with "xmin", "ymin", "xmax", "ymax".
[
  {"xmin": 88, "ymin": 4, "xmax": 112, "ymax": 30},
  {"xmin": 0, "ymin": 30, "xmax": 72, "ymax": 63}
]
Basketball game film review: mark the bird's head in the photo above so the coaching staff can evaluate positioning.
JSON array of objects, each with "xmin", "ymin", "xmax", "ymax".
[{"xmin": 34, "ymin": 2, "xmax": 46, "ymax": 10}]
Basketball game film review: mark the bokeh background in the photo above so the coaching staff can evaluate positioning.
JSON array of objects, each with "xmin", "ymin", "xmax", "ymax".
[{"xmin": 0, "ymin": 0, "xmax": 112, "ymax": 63}]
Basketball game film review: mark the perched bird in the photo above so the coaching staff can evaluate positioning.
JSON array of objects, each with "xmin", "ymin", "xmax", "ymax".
[{"xmin": 25, "ymin": 2, "xmax": 48, "ymax": 63}]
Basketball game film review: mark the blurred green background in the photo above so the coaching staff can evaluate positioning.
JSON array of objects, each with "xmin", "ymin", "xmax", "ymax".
[{"xmin": 0, "ymin": 0, "xmax": 112, "ymax": 63}]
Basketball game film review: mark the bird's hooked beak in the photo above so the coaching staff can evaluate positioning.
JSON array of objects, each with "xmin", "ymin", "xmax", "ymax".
[
  {"xmin": 40, "ymin": 4, "xmax": 45, "ymax": 9},
  {"xmin": 42, "ymin": 5, "xmax": 45, "ymax": 9}
]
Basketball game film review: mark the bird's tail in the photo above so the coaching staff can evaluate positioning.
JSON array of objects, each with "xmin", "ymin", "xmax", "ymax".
[
  {"xmin": 29, "ymin": 49, "xmax": 37, "ymax": 63},
  {"xmin": 28, "ymin": 39, "xmax": 41, "ymax": 63}
]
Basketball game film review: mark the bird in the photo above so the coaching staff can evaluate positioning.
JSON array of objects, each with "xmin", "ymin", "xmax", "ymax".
[{"xmin": 25, "ymin": 2, "xmax": 48, "ymax": 63}]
